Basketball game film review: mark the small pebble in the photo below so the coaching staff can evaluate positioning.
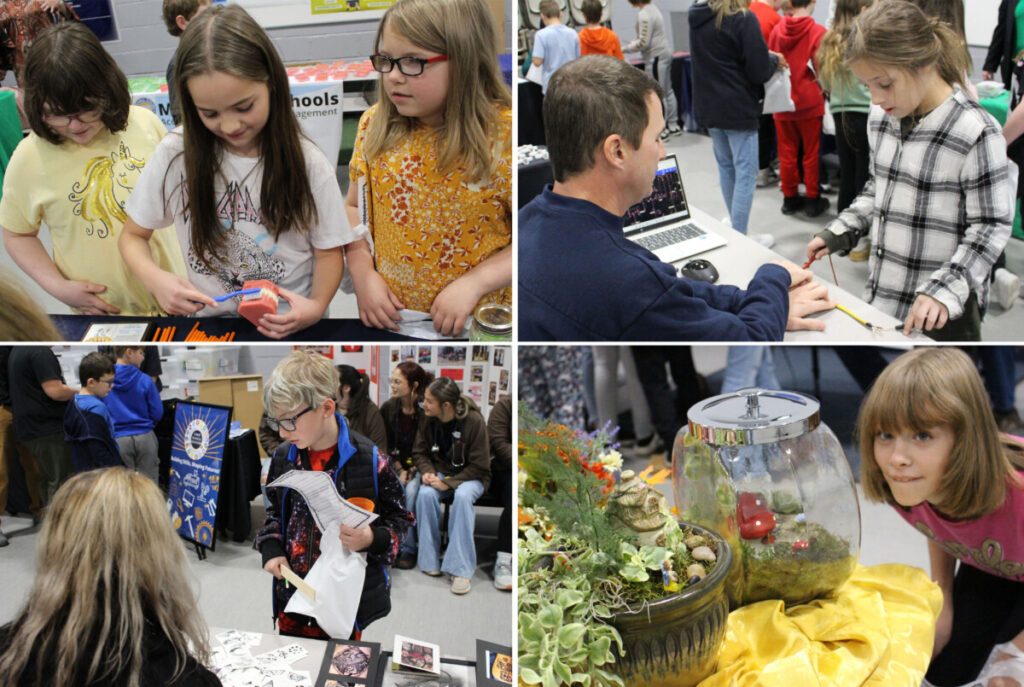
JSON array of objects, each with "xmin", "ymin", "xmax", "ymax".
[
  {"xmin": 688, "ymin": 575, "xmax": 702, "ymax": 586},
  {"xmin": 691, "ymin": 545, "xmax": 717, "ymax": 562},
  {"xmin": 687, "ymin": 563, "xmax": 706, "ymax": 580},
  {"xmin": 795, "ymin": 513, "xmax": 807, "ymax": 523},
  {"xmin": 685, "ymin": 535, "xmax": 705, "ymax": 549}
]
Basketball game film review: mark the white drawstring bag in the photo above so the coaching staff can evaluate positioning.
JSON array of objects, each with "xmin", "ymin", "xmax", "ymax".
[
  {"xmin": 284, "ymin": 526, "xmax": 367, "ymax": 639},
  {"xmin": 763, "ymin": 69, "xmax": 795, "ymax": 114}
]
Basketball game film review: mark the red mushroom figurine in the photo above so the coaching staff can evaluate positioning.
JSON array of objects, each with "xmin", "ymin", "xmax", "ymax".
[{"xmin": 737, "ymin": 491, "xmax": 777, "ymax": 540}]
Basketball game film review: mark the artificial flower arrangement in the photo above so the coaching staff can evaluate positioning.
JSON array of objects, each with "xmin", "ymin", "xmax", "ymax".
[{"xmin": 517, "ymin": 408, "xmax": 727, "ymax": 687}]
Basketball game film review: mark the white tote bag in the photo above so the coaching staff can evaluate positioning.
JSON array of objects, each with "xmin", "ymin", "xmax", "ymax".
[
  {"xmin": 284, "ymin": 528, "xmax": 367, "ymax": 639},
  {"xmin": 763, "ymin": 68, "xmax": 795, "ymax": 114}
]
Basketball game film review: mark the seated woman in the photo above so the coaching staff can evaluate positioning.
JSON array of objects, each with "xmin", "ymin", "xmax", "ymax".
[
  {"xmin": 0, "ymin": 467, "xmax": 218, "ymax": 687},
  {"xmin": 380, "ymin": 361, "xmax": 433, "ymax": 570},
  {"xmin": 337, "ymin": 364, "xmax": 387, "ymax": 452},
  {"xmin": 412, "ymin": 377, "xmax": 491, "ymax": 595}
]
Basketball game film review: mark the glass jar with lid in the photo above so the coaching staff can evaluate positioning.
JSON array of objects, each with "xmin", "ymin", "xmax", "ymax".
[
  {"xmin": 672, "ymin": 388, "xmax": 860, "ymax": 608},
  {"xmin": 469, "ymin": 303, "xmax": 512, "ymax": 341}
]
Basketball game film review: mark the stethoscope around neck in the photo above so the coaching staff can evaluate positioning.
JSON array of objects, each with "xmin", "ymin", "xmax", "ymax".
[{"xmin": 430, "ymin": 417, "xmax": 466, "ymax": 469}]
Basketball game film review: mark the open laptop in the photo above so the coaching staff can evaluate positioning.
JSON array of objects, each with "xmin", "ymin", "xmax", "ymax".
[{"xmin": 623, "ymin": 154, "xmax": 727, "ymax": 263}]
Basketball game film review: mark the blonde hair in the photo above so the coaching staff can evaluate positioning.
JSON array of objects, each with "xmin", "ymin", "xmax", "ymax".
[
  {"xmin": 363, "ymin": 0, "xmax": 511, "ymax": 183},
  {"xmin": 0, "ymin": 272, "xmax": 61, "ymax": 341},
  {"xmin": 818, "ymin": 0, "xmax": 874, "ymax": 91},
  {"xmin": 844, "ymin": 0, "xmax": 969, "ymax": 90},
  {"xmin": 263, "ymin": 350, "xmax": 339, "ymax": 415},
  {"xmin": 857, "ymin": 347, "xmax": 1024, "ymax": 519},
  {"xmin": 0, "ymin": 468, "xmax": 210, "ymax": 687},
  {"xmin": 708, "ymin": 0, "xmax": 748, "ymax": 28}
]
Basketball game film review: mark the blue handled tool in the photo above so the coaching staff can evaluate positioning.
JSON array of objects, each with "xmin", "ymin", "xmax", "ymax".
[{"xmin": 213, "ymin": 287, "xmax": 262, "ymax": 302}]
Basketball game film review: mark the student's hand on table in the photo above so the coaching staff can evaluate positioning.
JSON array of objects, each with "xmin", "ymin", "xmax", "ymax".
[
  {"xmin": 430, "ymin": 278, "xmax": 480, "ymax": 336},
  {"xmin": 264, "ymin": 556, "xmax": 290, "ymax": 579},
  {"xmin": 55, "ymin": 279, "xmax": 121, "ymax": 315},
  {"xmin": 770, "ymin": 260, "xmax": 813, "ymax": 287},
  {"xmin": 354, "ymin": 270, "xmax": 404, "ymax": 331},
  {"xmin": 339, "ymin": 524, "xmax": 374, "ymax": 551},
  {"xmin": 806, "ymin": 236, "xmax": 830, "ymax": 263},
  {"xmin": 256, "ymin": 286, "xmax": 322, "ymax": 339},
  {"xmin": 903, "ymin": 294, "xmax": 948, "ymax": 335},
  {"xmin": 786, "ymin": 280, "xmax": 834, "ymax": 332},
  {"xmin": 149, "ymin": 271, "xmax": 217, "ymax": 315}
]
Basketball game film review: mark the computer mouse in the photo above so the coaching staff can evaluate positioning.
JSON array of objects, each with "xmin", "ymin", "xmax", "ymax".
[{"xmin": 679, "ymin": 258, "xmax": 719, "ymax": 284}]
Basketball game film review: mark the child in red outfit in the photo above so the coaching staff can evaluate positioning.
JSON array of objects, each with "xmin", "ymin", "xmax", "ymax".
[{"xmin": 767, "ymin": 0, "xmax": 828, "ymax": 217}]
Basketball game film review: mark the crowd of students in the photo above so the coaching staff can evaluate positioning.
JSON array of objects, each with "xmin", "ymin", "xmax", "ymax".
[{"xmin": 0, "ymin": 0, "xmax": 512, "ymax": 338}]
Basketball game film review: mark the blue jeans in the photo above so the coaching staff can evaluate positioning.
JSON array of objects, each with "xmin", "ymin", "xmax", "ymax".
[
  {"xmin": 709, "ymin": 128, "xmax": 759, "ymax": 234},
  {"xmin": 398, "ymin": 473, "xmax": 422, "ymax": 555},
  {"xmin": 722, "ymin": 346, "xmax": 779, "ymax": 393},
  {"xmin": 416, "ymin": 479, "xmax": 485, "ymax": 579}
]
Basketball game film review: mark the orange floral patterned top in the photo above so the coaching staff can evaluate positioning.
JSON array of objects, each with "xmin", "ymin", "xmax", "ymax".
[{"xmin": 349, "ymin": 103, "xmax": 512, "ymax": 313}]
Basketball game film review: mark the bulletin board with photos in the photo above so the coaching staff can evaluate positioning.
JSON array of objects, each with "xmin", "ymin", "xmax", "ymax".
[{"xmin": 389, "ymin": 345, "xmax": 512, "ymax": 419}]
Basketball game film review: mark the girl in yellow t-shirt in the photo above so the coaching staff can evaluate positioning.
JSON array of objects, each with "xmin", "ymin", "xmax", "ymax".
[
  {"xmin": 345, "ymin": 0, "xmax": 512, "ymax": 336},
  {"xmin": 0, "ymin": 22, "xmax": 185, "ymax": 317}
]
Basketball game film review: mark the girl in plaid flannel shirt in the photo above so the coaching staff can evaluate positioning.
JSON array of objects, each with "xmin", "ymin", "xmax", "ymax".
[{"xmin": 805, "ymin": 1, "xmax": 1012, "ymax": 341}]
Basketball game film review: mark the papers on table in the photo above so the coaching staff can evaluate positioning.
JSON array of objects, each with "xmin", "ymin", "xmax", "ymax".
[
  {"xmin": 396, "ymin": 309, "xmax": 470, "ymax": 341},
  {"xmin": 267, "ymin": 470, "xmax": 378, "ymax": 534},
  {"xmin": 211, "ymin": 629, "xmax": 312, "ymax": 687}
]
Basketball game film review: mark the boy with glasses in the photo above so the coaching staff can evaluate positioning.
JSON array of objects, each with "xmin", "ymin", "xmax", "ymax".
[
  {"xmin": 63, "ymin": 351, "xmax": 122, "ymax": 473},
  {"xmin": 255, "ymin": 351, "xmax": 413, "ymax": 639}
]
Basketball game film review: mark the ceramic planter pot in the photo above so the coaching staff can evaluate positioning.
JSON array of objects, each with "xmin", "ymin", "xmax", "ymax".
[{"xmin": 609, "ymin": 523, "xmax": 732, "ymax": 687}]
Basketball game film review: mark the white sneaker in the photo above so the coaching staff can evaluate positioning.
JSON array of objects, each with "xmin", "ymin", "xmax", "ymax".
[
  {"xmin": 756, "ymin": 168, "xmax": 779, "ymax": 187},
  {"xmin": 994, "ymin": 268, "xmax": 1020, "ymax": 310},
  {"xmin": 720, "ymin": 216, "xmax": 732, "ymax": 228},
  {"xmin": 749, "ymin": 233, "xmax": 775, "ymax": 249},
  {"xmin": 493, "ymin": 551, "xmax": 513, "ymax": 591},
  {"xmin": 451, "ymin": 576, "xmax": 472, "ymax": 595},
  {"xmin": 630, "ymin": 433, "xmax": 664, "ymax": 457}
]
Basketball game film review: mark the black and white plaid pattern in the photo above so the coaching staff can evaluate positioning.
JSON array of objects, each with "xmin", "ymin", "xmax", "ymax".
[{"xmin": 826, "ymin": 88, "xmax": 1012, "ymax": 321}]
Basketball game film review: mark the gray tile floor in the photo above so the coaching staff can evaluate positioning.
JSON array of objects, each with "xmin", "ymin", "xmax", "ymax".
[{"xmin": 663, "ymin": 130, "xmax": 1024, "ymax": 341}]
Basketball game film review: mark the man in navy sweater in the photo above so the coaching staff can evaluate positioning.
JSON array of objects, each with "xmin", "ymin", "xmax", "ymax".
[{"xmin": 518, "ymin": 55, "xmax": 833, "ymax": 341}]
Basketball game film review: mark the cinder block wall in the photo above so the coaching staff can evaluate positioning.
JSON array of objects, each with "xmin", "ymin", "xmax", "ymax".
[{"xmin": 102, "ymin": 0, "xmax": 512, "ymax": 78}]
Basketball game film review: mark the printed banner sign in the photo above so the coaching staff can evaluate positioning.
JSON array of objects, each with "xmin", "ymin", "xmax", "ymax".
[{"xmin": 168, "ymin": 401, "xmax": 232, "ymax": 550}]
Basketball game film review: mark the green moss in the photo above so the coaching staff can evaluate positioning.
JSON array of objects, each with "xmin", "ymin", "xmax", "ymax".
[{"xmin": 740, "ymin": 521, "xmax": 856, "ymax": 605}]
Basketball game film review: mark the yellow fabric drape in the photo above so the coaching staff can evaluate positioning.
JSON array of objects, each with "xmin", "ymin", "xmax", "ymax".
[{"xmin": 698, "ymin": 563, "xmax": 942, "ymax": 687}]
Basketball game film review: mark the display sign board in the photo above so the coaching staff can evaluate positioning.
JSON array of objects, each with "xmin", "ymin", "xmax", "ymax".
[{"xmin": 168, "ymin": 400, "xmax": 232, "ymax": 550}]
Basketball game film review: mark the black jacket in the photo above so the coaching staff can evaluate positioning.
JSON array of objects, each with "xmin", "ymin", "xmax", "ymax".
[
  {"xmin": 689, "ymin": 2, "xmax": 779, "ymax": 131},
  {"xmin": 255, "ymin": 414, "xmax": 413, "ymax": 633},
  {"xmin": 983, "ymin": 0, "xmax": 1021, "ymax": 91},
  {"xmin": 62, "ymin": 401, "xmax": 123, "ymax": 474},
  {"xmin": 0, "ymin": 621, "xmax": 221, "ymax": 687}
]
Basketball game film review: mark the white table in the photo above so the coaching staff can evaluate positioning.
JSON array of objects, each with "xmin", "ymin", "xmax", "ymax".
[{"xmin": 684, "ymin": 206, "xmax": 928, "ymax": 342}]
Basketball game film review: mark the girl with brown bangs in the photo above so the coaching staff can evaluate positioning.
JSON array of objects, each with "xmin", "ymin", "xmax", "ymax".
[
  {"xmin": 344, "ymin": 0, "xmax": 511, "ymax": 337},
  {"xmin": 0, "ymin": 22, "xmax": 187, "ymax": 317},
  {"xmin": 0, "ymin": 468, "xmax": 217, "ymax": 687},
  {"xmin": 118, "ymin": 4, "xmax": 353, "ymax": 339},
  {"xmin": 857, "ymin": 347, "xmax": 1024, "ymax": 686}
]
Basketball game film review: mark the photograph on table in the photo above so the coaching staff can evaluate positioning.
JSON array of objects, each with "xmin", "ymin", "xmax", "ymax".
[
  {"xmin": 518, "ymin": 343, "xmax": 1024, "ymax": 686},
  {"xmin": 0, "ymin": 341, "xmax": 513, "ymax": 684},
  {"xmin": 0, "ymin": 0, "xmax": 512, "ymax": 345}
]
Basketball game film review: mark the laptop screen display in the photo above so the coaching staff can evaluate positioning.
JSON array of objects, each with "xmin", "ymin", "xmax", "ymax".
[{"xmin": 623, "ymin": 155, "xmax": 691, "ymax": 235}]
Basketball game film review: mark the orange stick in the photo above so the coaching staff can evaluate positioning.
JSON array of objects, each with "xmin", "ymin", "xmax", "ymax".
[
  {"xmin": 186, "ymin": 322, "xmax": 200, "ymax": 342},
  {"xmin": 153, "ymin": 327, "xmax": 162, "ymax": 342},
  {"xmin": 168, "ymin": 326, "xmax": 176, "ymax": 341}
]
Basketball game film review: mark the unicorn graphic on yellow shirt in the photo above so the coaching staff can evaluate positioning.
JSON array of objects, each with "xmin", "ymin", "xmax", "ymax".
[{"xmin": 68, "ymin": 141, "xmax": 146, "ymax": 239}]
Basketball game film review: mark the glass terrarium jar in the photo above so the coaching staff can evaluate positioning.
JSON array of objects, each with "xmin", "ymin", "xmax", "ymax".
[{"xmin": 672, "ymin": 388, "xmax": 860, "ymax": 608}]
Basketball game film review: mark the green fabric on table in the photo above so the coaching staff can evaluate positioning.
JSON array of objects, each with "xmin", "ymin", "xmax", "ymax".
[
  {"xmin": 980, "ymin": 91, "xmax": 1010, "ymax": 126},
  {"xmin": 0, "ymin": 90, "xmax": 24, "ymax": 202}
]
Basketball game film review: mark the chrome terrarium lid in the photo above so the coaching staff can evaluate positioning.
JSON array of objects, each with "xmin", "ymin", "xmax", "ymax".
[{"xmin": 687, "ymin": 388, "xmax": 820, "ymax": 446}]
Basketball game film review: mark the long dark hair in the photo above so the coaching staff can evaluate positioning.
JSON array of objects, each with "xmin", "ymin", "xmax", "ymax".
[
  {"xmin": 396, "ymin": 361, "xmax": 433, "ymax": 399},
  {"xmin": 173, "ymin": 4, "xmax": 317, "ymax": 271}
]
